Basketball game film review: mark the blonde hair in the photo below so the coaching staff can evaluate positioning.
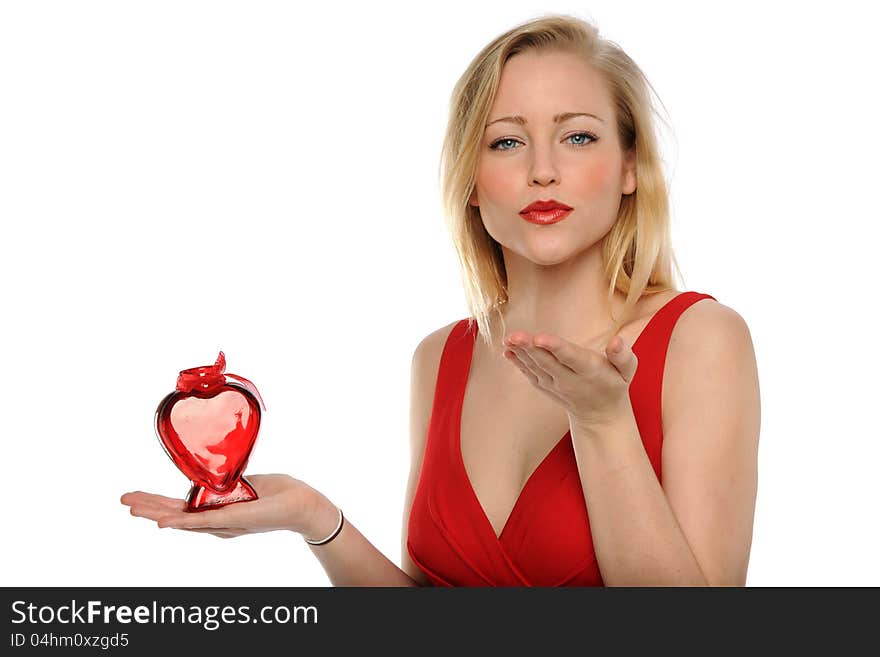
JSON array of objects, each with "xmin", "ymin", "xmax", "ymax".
[{"xmin": 438, "ymin": 13, "xmax": 685, "ymax": 349}]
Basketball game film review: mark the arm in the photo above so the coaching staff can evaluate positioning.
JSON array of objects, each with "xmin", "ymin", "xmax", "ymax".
[
  {"xmin": 123, "ymin": 475, "xmax": 421, "ymax": 587},
  {"xmin": 570, "ymin": 300, "xmax": 760, "ymax": 586},
  {"xmin": 303, "ymin": 492, "xmax": 420, "ymax": 587}
]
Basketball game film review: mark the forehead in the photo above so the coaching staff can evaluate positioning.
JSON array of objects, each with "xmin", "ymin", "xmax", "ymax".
[{"xmin": 490, "ymin": 50, "xmax": 612, "ymax": 119}]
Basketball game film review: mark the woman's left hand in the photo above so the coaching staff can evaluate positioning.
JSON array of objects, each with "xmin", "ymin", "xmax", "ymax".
[{"xmin": 503, "ymin": 331, "xmax": 638, "ymax": 430}]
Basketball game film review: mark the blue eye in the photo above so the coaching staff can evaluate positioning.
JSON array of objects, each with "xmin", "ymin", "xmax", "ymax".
[
  {"xmin": 489, "ymin": 131, "xmax": 598, "ymax": 151},
  {"xmin": 568, "ymin": 132, "xmax": 595, "ymax": 146},
  {"xmin": 490, "ymin": 138, "xmax": 520, "ymax": 151}
]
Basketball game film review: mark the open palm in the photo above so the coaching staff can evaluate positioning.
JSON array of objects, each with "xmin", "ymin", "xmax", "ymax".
[{"xmin": 120, "ymin": 473, "xmax": 320, "ymax": 539}]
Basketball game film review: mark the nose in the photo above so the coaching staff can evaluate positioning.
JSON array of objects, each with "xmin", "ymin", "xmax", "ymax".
[
  {"xmin": 528, "ymin": 143, "xmax": 559, "ymax": 186},
  {"xmin": 530, "ymin": 172, "xmax": 558, "ymax": 186}
]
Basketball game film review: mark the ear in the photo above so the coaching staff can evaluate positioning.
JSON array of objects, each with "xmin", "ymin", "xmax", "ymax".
[
  {"xmin": 622, "ymin": 147, "xmax": 637, "ymax": 195},
  {"xmin": 468, "ymin": 188, "xmax": 479, "ymax": 207}
]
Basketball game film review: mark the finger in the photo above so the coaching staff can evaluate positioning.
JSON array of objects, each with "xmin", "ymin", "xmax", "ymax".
[
  {"xmin": 503, "ymin": 349, "xmax": 540, "ymax": 386},
  {"xmin": 503, "ymin": 330, "xmax": 530, "ymax": 347},
  {"xmin": 504, "ymin": 333, "xmax": 556, "ymax": 379},
  {"xmin": 156, "ymin": 505, "xmax": 240, "ymax": 529},
  {"xmin": 132, "ymin": 495, "xmax": 187, "ymax": 512},
  {"xmin": 121, "ymin": 491, "xmax": 184, "ymax": 509},
  {"xmin": 129, "ymin": 505, "xmax": 173, "ymax": 522},
  {"xmin": 156, "ymin": 513, "xmax": 208, "ymax": 529},
  {"xmin": 513, "ymin": 346, "xmax": 554, "ymax": 384},
  {"xmin": 509, "ymin": 344, "xmax": 543, "ymax": 376},
  {"xmin": 121, "ymin": 491, "xmax": 152, "ymax": 506},
  {"xmin": 124, "ymin": 494, "xmax": 186, "ymax": 517},
  {"xmin": 131, "ymin": 500, "xmax": 188, "ymax": 518},
  {"xmin": 605, "ymin": 335, "xmax": 638, "ymax": 382},
  {"xmin": 504, "ymin": 348, "xmax": 568, "ymax": 406},
  {"xmin": 179, "ymin": 528, "xmax": 244, "ymax": 538},
  {"xmin": 129, "ymin": 500, "xmax": 188, "ymax": 522},
  {"xmin": 520, "ymin": 339, "xmax": 573, "ymax": 377},
  {"xmin": 531, "ymin": 334, "xmax": 580, "ymax": 373}
]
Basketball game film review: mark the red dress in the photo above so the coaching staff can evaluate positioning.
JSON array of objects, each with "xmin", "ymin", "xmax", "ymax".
[{"xmin": 406, "ymin": 291, "xmax": 717, "ymax": 586}]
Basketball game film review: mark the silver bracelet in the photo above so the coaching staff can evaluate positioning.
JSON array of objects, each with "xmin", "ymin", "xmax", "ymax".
[{"xmin": 303, "ymin": 506, "xmax": 344, "ymax": 545}]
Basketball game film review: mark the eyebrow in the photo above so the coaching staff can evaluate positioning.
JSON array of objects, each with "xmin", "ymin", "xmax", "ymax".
[{"xmin": 485, "ymin": 111, "xmax": 605, "ymax": 128}]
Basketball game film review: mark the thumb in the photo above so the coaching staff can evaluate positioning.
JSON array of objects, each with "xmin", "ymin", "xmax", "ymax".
[{"xmin": 605, "ymin": 335, "xmax": 638, "ymax": 383}]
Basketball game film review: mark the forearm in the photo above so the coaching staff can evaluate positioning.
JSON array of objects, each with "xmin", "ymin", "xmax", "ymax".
[
  {"xmin": 301, "ymin": 492, "xmax": 420, "ymax": 587},
  {"xmin": 570, "ymin": 409, "xmax": 709, "ymax": 586}
]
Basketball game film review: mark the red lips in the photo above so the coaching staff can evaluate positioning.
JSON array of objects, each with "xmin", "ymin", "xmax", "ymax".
[
  {"xmin": 520, "ymin": 199, "xmax": 573, "ymax": 213},
  {"xmin": 519, "ymin": 198, "xmax": 574, "ymax": 225}
]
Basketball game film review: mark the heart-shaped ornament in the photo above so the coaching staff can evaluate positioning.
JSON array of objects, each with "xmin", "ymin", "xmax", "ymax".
[{"xmin": 154, "ymin": 351, "xmax": 267, "ymax": 511}]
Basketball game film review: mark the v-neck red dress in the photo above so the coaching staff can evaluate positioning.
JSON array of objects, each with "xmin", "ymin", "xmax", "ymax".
[{"xmin": 406, "ymin": 290, "xmax": 717, "ymax": 586}]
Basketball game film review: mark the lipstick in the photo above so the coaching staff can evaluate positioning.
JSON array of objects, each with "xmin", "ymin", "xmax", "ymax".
[
  {"xmin": 519, "ymin": 208, "xmax": 573, "ymax": 225},
  {"xmin": 519, "ymin": 199, "xmax": 574, "ymax": 225}
]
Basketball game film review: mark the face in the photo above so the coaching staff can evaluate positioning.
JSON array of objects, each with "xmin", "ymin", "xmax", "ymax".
[{"xmin": 469, "ymin": 50, "xmax": 637, "ymax": 266}]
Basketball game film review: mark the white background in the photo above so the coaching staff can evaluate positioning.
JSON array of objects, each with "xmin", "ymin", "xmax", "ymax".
[{"xmin": 2, "ymin": 0, "xmax": 877, "ymax": 587}]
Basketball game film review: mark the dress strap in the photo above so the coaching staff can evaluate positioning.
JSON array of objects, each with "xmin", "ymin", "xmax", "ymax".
[{"xmin": 636, "ymin": 291, "xmax": 717, "ymax": 352}]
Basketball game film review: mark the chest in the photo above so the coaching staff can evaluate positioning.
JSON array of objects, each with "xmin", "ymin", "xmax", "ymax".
[
  {"xmin": 459, "ymin": 371, "xmax": 571, "ymax": 539},
  {"xmin": 457, "ymin": 310, "xmax": 675, "ymax": 540}
]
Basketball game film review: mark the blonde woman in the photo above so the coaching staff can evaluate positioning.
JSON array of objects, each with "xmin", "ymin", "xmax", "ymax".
[{"xmin": 122, "ymin": 14, "xmax": 760, "ymax": 587}]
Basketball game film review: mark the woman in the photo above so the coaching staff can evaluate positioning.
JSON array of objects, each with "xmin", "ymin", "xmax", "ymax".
[{"xmin": 121, "ymin": 13, "xmax": 760, "ymax": 587}]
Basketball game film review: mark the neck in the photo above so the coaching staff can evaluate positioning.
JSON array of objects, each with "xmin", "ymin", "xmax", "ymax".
[{"xmin": 491, "ymin": 242, "xmax": 625, "ymax": 351}]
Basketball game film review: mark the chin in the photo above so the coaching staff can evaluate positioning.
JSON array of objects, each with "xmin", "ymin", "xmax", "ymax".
[
  {"xmin": 496, "ymin": 228, "xmax": 594, "ymax": 266},
  {"xmin": 520, "ymin": 235, "xmax": 591, "ymax": 265},
  {"xmin": 521, "ymin": 247, "xmax": 579, "ymax": 267}
]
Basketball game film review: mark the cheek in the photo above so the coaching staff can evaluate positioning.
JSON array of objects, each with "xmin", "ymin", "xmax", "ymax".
[
  {"xmin": 580, "ymin": 160, "xmax": 614, "ymax": 194},
  {"xmin": 474, "ymin": 165, "xmax": 517, "ymax": 243},
  {"xmin": 477, "ymin": 164, "xmax": 519, "ymax": 202}
]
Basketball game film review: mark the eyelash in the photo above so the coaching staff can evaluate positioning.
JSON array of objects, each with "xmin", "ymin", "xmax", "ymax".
[{"xmin": 488, "ymin": 131, "xmax": 598, "ymax": 151}]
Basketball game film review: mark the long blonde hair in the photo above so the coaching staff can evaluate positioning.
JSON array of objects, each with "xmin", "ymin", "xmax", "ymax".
[{"xmin": 438, "ymin": 13, "xmax": 685, "ymax": 349}]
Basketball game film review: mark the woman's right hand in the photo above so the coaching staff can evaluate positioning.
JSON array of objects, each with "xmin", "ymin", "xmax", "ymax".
[{"xmin": 120, "ymin": 473, "xmax": 325, "ymax": 539}]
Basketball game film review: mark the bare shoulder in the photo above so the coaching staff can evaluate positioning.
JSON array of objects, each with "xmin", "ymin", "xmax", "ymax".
[
  {"xmin": 668, "ymin": 297, "xmax": 754, "ymax": 357},
  {"xmin": 411, "ymin": 319, "xmax": 463, "ymax": 372},
  {"xmin": 663, "ymin": 297, "xmax": 759, "ymax": 434}
]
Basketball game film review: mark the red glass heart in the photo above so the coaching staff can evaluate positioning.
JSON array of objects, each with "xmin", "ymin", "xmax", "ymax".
[{"xmin": 154, "ymin": 351, "xmax": 267, "ymax": 512}]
